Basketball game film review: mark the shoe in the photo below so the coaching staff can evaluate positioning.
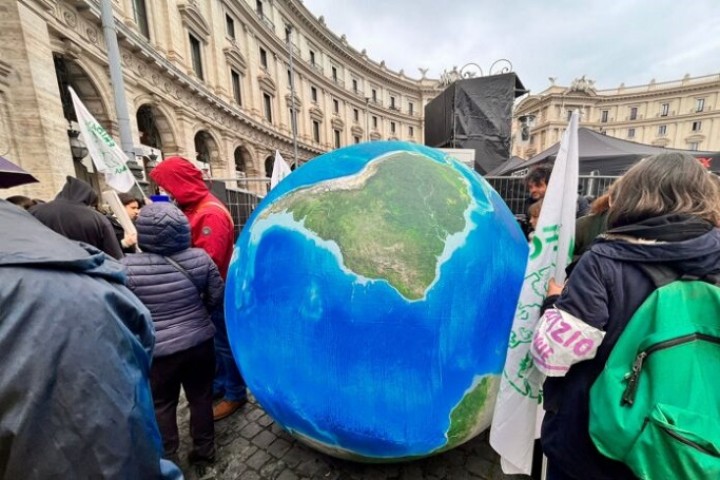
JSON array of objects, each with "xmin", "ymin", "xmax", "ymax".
[
  {"xmin": 213, "ymin": 398, "xmax": 246, "ymax": 421},
  {"xmin": 194, "ymin": 462, "xmax": 217, "ymax": 480},
  {"xmin": 188, "ymin": 450, "xmax": 215, "ymax": 465}
]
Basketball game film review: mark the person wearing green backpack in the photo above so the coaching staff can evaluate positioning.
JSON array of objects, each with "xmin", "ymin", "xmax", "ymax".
[{"xmin": 530, "ymin": 152, "xmax": 720, "ymax": 480}]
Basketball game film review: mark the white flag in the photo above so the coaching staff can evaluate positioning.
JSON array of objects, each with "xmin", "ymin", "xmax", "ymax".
[
  {"xmin": 270, "ymin": 150, "xmax": 292, "ymax": 189},
  {"xmin": 69, "ymin": 87, "xmax": 135, "ymax": 193},
  {"xmin": 490, "ymin": 111, "xmax": 580, "ymax": 474}
]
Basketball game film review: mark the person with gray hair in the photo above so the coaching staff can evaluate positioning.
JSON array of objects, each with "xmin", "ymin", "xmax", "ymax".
[{"xmin": 531, "ymin": 152, "xmax": 720, "ymax": 479}]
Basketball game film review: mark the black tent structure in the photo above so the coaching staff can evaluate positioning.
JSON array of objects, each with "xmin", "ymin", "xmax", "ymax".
[
  {"xmin": 425, "ymin": 73, "xmax": 527, "ymax": 175},
  {"xmin": 489, "ymin": 128, "xmax": 720, "ymax": 176}
]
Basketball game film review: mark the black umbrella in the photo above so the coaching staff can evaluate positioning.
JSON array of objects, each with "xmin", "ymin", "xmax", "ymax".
[{"xmin": 0, "ymin": 156, "xmax": 39, "ymax": 189}]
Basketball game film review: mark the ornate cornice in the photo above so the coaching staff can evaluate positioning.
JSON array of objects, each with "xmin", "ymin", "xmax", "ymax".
[
  {"xmin": 284, "ymin": 92, "xmax": 302, "ymax": 108},
  {"xmin": 331, "ymin": 116, "xmax": 344, "ymax": 129},
  {"xmin": 178, "ymin": 2, "xmax": 210, "ymax": 40},
  {"xmin": 258, "ymin": 72, "xmax": 276, "ymax": 93},
  {"xmin": 309, "ymin": 105, "xmax": 324, "ymax": 120},
  {"xmin": 283, "ymin": 0, "xmax": 432, "ymax": 94},
  {"xmin": 223, "ymin": 45, "xmax": 247, "ymax": 73},
  {"xmin": 350, "ymin": 125, "xmax": 363, "ymax": 136}
]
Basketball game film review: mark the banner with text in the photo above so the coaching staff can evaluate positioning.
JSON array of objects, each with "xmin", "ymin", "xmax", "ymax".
[
  {"xmin": 69, "ymin": 87, "xmax": 135, "ymax": 192},
  {"xmin": 490, "ymin": 111, "xmax": 580, "ymax": 474}
]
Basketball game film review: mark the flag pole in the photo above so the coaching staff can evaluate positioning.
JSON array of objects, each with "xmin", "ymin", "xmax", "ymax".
[{"xmin": 99, "ymin": 0, "xmax": 146, "ymax": 195}]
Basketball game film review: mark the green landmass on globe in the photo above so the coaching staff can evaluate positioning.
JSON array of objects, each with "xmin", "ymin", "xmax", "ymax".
[
  {"xmin": 263, "ymin": 152, "xmax": 471, "ymax": 300},
  {"xmin": 443, "ymin": 375, "xmax": 500, "ymax": 450}
]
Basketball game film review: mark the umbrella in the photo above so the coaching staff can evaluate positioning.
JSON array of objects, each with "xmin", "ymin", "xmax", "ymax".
[{"xmin": 0, "ymin": 156, "xmax": 39, "ymax": 189}]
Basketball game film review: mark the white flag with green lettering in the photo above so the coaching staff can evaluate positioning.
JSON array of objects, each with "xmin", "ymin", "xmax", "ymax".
[
  {"xmin": 490, "ymin": 111, "xmax": 580, "ymax": 475},
  {"xmin": 69, "ymin": 87, "xmax": 135, "ymax": 192}
]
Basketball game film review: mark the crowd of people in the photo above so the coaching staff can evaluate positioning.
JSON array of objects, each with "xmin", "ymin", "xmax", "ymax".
[
  {"xmin": 0, "ymin": 156, "xmax": 245, "ymax": 478},
  {"xmin": 2, "ymin": 151, "xmax": 719, "ymax": 479}
]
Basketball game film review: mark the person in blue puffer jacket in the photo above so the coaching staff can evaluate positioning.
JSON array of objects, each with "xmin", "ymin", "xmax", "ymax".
[{"xmin": 121, "ymin": 201, "xmax": 224, "ymax": 467}]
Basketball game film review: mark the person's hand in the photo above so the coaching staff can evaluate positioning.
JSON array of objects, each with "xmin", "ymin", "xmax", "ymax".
[
  {"xmin": 122, "ymin": 232, "xmax": 137, "ymax": 248},
  {"xmin": 547, "ymin": 277, "xmax": 565, "ymax": 297}
]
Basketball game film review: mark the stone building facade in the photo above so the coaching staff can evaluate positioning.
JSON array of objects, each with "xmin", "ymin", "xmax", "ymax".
[
  {"xmin": 512, "ymin": 74, "xmax": 720, "ymax": 159},
  {"xmin": 1, "ymin": 0, "xmax": 440, "ymax": 199}
]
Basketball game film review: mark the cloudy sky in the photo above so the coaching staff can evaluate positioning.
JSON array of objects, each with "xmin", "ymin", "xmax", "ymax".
[{"xmin": 302, "ymin": 0, "xmax": 720, "ymax": 94}]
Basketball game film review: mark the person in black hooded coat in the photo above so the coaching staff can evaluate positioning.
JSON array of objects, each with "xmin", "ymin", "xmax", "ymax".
[{"xmin": 31, "ymin": 176, "xmax": 123, "ymax": 259}]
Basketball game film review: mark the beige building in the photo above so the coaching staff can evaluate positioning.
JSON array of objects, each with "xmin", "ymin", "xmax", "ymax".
[
  {"xmin": 512, "ymin": 74, "xmax": 720, "ymax": 159},
  {"xmin": 1, "ymin": 0, "xmax": 440, "ymax": 199}
]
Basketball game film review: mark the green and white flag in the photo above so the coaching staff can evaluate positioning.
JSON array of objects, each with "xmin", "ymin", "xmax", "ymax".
[
  {"xmin": 490, "ymin": 111, "xmax": 580, "ymax": 475},
  {"xmin": 69, "ymin": 87, "xmax": 135, "ymax": 192}
]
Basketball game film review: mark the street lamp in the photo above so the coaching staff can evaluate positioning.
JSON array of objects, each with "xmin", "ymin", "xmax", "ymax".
[
  {"xmin": 67, "ymin": 128, "xmax": 88, "ymax": 161},
  {"xmin": 518, "ymin": 114, "xmax": 536, "ymax": 142}
]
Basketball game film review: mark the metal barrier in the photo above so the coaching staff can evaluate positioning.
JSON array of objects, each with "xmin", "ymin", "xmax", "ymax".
[
  {"xmin": 485, "ymin": 175, "xmax": 618, "ymax": 215},
  {"xmin": 215, "ymin": 175, "xmax": 618, "ymax": 238},
  {"xmin": 209, "ymin": 177, "xmax": 270, "ymax": 238}
]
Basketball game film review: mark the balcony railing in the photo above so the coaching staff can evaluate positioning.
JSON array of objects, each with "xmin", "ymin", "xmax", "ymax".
[
  {"xmin": 255, "ymin": 10, "xmax": 275, "ymax": 31},
  {"xmin": 331, "ymin": 77, "xmax": 344, "ymax": 87}
]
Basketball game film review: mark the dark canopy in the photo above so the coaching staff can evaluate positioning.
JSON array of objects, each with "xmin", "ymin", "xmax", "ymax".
[{"xmin": 490, "ymin": 128, "xmax": 720, "ymax": 176}]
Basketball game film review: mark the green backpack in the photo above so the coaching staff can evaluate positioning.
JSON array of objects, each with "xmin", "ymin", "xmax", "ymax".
[{"xmin": 589, "ymin": 265, "xmax": 720, "ymax": 480}]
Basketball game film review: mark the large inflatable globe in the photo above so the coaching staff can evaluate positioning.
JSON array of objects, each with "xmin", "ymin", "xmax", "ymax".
[{"xmin": 226, "ymin": 142, "xmax": 527, "ymax": 461}]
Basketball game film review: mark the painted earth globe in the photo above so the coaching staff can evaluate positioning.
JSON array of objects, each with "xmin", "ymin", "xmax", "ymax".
[{"xmin": 225, "ymin": 142, "xmax": 527, "ymax": 461}]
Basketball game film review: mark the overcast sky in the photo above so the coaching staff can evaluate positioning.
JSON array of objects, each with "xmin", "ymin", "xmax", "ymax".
[{"xmin": 302, "ymin": 0, "xmax": 720, "ymax": 94}]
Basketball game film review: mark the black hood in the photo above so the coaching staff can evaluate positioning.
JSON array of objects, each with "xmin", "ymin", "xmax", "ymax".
[
  {"xmin": 591, "ymin": 215, "xmax": 720, "ymax": 278},
  {"xmin": 0, "ymin": 200, "xmax": 125, "ymax": 282},
  {"xmin": 56, "ymin": 176, "xmax": 98, "ymax": 206}
]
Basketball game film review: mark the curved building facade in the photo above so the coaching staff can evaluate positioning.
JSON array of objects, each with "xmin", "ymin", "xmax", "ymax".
[
  {"xmin": 1, "ymin": 0, "xmax": 440, "ymax": 198},
  {"xmin": 512, "ymin": 74, "xmax": 720, "ymax": 159}
]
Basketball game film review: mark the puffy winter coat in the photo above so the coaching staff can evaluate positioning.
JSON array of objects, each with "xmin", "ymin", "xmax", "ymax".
[
  {"xmin": 31, "ymin": 176, "xmax": 123, "ymax": 259},
  {"xmin": 150, "ymin": 157, "xmax": 235, "ymax": 278},
  {"xmin": 541, "ymin": 215, "xmax": 720, "ymax": 480},
  {"xmin": 121, "ymin": 202, "xmax": 224, "ymax": 357}
]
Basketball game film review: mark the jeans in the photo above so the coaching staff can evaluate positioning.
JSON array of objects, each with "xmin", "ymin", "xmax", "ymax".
[
  {"xmin": 211, "ymin": 308, "xmax": 247, "ymax": 402},
  {"xmin": 150, "ymin": 339, "xmax": 215, "ymax": 459}
]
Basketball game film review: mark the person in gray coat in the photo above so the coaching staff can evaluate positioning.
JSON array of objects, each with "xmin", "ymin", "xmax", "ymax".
[
  {"xmin": 0, "ymin": 199, "xmax": 181, "ymax": 480},
  {"xmin": 121, "ymin": 202, "xmax": 224, "ymax": 466}
]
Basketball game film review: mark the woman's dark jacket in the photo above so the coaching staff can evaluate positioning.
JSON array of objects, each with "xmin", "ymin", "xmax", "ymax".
[
  {"xmin": 541, "ymin": 215, "xmax": 720, "ymax": 480},
  {"xmin": 121, "ymin": 202, "xmax": 224, "ymax": 357}
]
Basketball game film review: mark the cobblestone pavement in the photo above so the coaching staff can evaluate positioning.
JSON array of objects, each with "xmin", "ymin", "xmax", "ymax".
[{"xmin": 174, "ymin": 395, "xmax": 531, "ymax": 480}]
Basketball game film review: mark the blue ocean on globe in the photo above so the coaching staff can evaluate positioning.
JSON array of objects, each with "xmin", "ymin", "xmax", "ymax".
[{"xmin": 226, "ymin": 141, "xmax": 528, "ymax": 461}]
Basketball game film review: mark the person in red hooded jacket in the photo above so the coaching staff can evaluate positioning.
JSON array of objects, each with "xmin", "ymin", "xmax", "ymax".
[{"xmin": 150, "ymin": 157, "xmax": 248, "ymax": 420}]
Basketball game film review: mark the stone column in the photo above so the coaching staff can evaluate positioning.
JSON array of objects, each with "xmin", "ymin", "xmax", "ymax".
[{"xmin": 0, "ymin": 2, "xmax": 75, "ymax": 199}]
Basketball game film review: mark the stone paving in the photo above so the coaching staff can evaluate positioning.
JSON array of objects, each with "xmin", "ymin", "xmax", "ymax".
[{"xmin": 174, "ymin": 395, "xmax": 531, "ymax": 480}]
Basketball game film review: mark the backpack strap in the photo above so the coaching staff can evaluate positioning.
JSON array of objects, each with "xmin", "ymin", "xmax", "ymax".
[
  {"xmin": 636, "ymin": 263, "xmax": 720, "ymax": 288},
  {"xmin": 163, "ymin": 255, "xmax": 204, "ymax": 299},
  {"xmin": 635, "ymin": 264, "xmax": 679, "ymax": 289}
]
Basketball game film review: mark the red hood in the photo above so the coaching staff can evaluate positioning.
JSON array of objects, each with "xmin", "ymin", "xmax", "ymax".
[{"xmin": 150, "ymin": 157, "xmax": 208, "ymax": 207}]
